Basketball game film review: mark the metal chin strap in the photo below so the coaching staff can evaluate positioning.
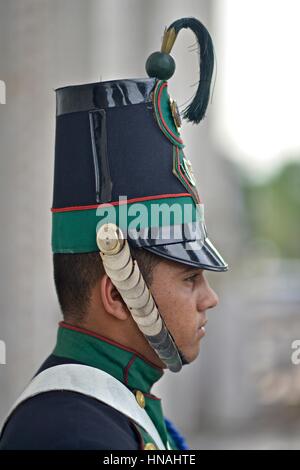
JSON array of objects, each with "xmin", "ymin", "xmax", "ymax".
[{"xmin": 96, "ymin": 223, "xmax": 183, "ymax": 373}]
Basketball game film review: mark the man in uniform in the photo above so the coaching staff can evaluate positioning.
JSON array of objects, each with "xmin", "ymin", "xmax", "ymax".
[{"xmin": 0, "ymin": 17, "xmax": 228, "ymax": 450}]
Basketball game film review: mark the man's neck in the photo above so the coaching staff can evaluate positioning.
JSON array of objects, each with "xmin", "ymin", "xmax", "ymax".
[{"xmin": 65, "ymin": 316, "xmax": 166, "ymax": 370}]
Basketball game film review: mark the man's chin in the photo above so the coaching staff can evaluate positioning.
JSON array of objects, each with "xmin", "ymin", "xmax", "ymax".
[{"xmin": 179, "ymin": 346, "xmax": 200, "ymax": 365}]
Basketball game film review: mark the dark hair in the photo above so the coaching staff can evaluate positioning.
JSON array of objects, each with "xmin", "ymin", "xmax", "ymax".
[{"xmin": 53, "ymin": 247, "xmax": 161, "ymax": 323}]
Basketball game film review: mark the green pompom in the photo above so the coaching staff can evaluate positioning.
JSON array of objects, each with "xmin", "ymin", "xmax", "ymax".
[{"xmin": 145, "ymin": 51, "xmax": 175, "ymax": 80}]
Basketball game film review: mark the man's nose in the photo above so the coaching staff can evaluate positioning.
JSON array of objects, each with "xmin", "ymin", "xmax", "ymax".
[
  {"xmin": 198, "ymin": 277, "xmax": 219, "ymax": 310},
  {"xmin": 207, "ymin": 286, "xmax": 219, "ymax": 309}
]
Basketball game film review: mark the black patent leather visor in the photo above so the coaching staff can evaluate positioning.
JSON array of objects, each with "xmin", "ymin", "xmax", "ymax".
[
  {"xmin": 127, "ymin": 221, "xmax": 228, "ymax": 272},
  {"xmin": 143, "ymin": 236, "xmax": 228, "ymax": 272}
]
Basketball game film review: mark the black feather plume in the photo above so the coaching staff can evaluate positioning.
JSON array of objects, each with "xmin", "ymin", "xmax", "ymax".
[{"xmin": 167, "ymin": 17, "xmax": 215, "ymax": 124}]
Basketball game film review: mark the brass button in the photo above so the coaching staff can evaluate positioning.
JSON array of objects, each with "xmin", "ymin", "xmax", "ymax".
[
  {"xmin": 144, "ymin": 442, "xmax": 157, "ymax": 450},
  {"xmin": 135, "ymin": 390, "xmax": 145, "ymax": 408}
]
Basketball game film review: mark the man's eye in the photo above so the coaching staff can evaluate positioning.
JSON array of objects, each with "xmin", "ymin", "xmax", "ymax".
[{"xmin": 185, "ymin": 274, "xmax": 198, "ymax": 282}]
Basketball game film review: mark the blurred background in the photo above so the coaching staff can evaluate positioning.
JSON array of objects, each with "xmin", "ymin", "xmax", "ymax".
[{"xmin": 0, "ymin": 0, "xmax": 299, "ymax": 450}]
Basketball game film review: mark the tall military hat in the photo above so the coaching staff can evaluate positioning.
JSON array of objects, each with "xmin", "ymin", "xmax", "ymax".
[{"xmin": 52, "ymin": 17, "xmax": 228, "ymax": 373}]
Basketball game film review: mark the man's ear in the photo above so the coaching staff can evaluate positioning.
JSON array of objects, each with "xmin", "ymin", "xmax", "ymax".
[{"xmin": 100, "ymin": 274, "xmax": 130, "ymax": 321}]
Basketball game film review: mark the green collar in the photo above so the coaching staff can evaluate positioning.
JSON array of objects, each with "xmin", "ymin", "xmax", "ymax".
[
  {"xmin": 53, "ymin": 322, "xmax": 164, "ymax": 394},
  {"xmin": 52, "ymin": 322, "xmax": 176, "ymax": 449}
]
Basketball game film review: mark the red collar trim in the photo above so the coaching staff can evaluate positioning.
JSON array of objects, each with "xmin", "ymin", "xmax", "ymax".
[{"xmin": 59, "ymin": 321, "xmax": 164, "ymax": 372}]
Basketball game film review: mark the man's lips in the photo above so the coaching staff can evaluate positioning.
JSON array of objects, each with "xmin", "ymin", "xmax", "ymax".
[
  {"xmin": 197, "ymin": 319, "xmax": 208, "ymax": 335},
  {"xmin": 198, "ymin": 319, "xmax": 208, "ymax": 330}
]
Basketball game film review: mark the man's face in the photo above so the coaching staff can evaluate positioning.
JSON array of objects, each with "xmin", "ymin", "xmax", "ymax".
[{"xmin": 150, "ymin": 259, "xmax": 219, "ymax": 364}]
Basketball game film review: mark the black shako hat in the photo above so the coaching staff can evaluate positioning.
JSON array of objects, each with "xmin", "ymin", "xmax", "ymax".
[{"xmin": 51, "ymin": 16, "xmax": 228, "ymax": 273}]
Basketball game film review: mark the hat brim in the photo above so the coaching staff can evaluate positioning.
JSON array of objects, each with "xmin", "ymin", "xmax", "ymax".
[{"xmin": 142, "ymin": 236, "xmax": 228, "ymax": 272}]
